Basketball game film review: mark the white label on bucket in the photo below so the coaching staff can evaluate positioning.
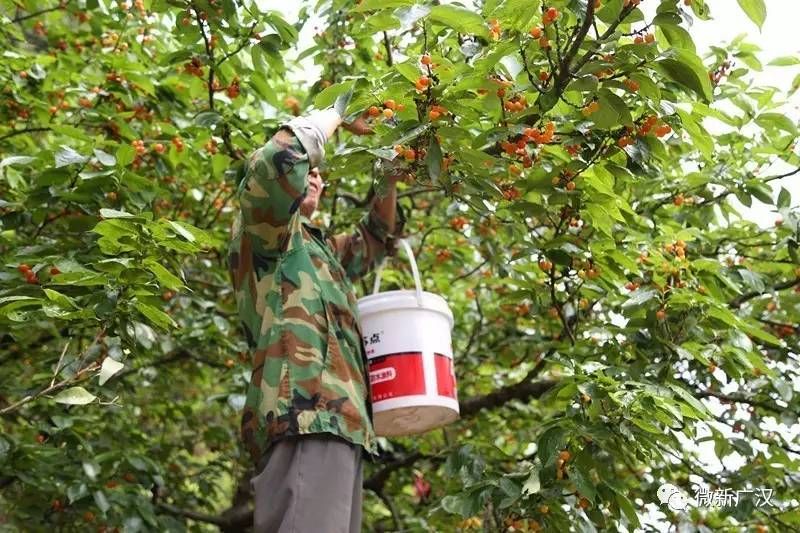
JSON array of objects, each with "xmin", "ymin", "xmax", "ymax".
[
  {"xmin": 369, "ymin": 367, "xmax": 396, "ymax": 385},
  {"xmin": 362, "ymin": 330, "xmax": 385, "ymax": 358},
  {"xmin": 359, "ymin": 308, "xmax": 453, "ymax": 360}
]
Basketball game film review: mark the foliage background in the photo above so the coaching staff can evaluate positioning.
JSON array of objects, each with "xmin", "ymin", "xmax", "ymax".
[{"xmin": 1, "ymin": 0, "xmax": 799, "ymax": 531}]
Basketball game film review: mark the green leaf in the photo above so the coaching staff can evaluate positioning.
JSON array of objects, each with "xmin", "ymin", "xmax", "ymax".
[
  {"xmin": 657, "ymin": 22, "xmax": 696, "ymax": 53},
  {"xmin": 569, "ymin": 463, "xmax": 597, "ymax": 500},
  {"xmin": 598, "ymin": 89, "xmax": 632, "ymax": 127},
  {"xmin": 116, "ymin": 144, "xmax": 135, "ymax": 167},
  {"xmin": 165, "ymin": 220, "xmax": 220, "ymax": 248},
  {"xmin": 768, "ymin": 56, "xmax": 800, "ymax": 66},
  {"xmin": 667, "ymin": 383, "xmax": 711, "ymax": 418},
  {"xmin": 98, "ymin": 357, "xmax": 124, "ymax": 386},
  {"xmin": 755, "ymin": 113, "xmax": 798, "ymax": 135},
  {"xmin": 677, "ymin": 109, "xmax": 713, "ymax": 158},
  {"xmin": 195, "ymin": 111, "xmax": 223, "ymax": 127},
  {"xmin": 144, "ymin": 259, "xmax": 185, "ymax": 290},
  {"xmin": 656, "ymin": 50, "xmax": 713, "ymax": 103},
  {"xmin": 51, "ymin": 124, "xmax": 93, "ymax": 142},
  {"xmin": 133, "ymin": 301, "xmax": 177, "ymax": 330},
  {"xmin": 352, "ymin": 0, "xmax": 415, "ymax": 12},
  {"xmin": 93, "ymin": 149, "xmax": 116, "ymax": 167},
  {"xmin": 737, "ymin": 0, "xmax": 766, "ymax": 29},
  {"xmin": 53, "ymin": 387, "xmax": 97, "ymax": 405},
  {"xmin": 314, "ymin": 81, "xmax": 354, "ymax": 110},
  {"xmin": 55, "ymin": 146, "xmax": 88, "ymax": 168},
  {"xmin": 100, "ymin": 208, "xmax": 136, "ymax": 219},
  {"xmin": 427, "ymin": 135, "xmax": 442, "ymax": 183},
  {"xmin": 586, "ymin": 89, "xmax": 632, "ymax": 130},
  {"xmin": 739, "ymin": 318, "xmax": 781, "ymax": 346},
  {"xmin": 521, "ymin": 468, "xmax": 540, "ymax": 496},
  {"xmin": 43, "ymin": 289, "xmax": 79, "ymax": 309},
  {"xmin": 127, "ymin": 73, "xmax": 155, "ymax": 95},
  {"xmin": 264, "ymin": 12, "xmax": 299, "ymax": 44},
  {"xmin": 0, "ymin": 155, "xmax": 36, "ymax": 168},
  {"xmin": 777, "ymin": 187, "xmax": 791, "ymax": 208},
  {"xmin": 93, "ymin": 490, "xmax": 110, "ymax": 513},
  {"xmin": 537, "ymin": 426, "xmax": 566, "ymax": 466},
  {"xmin": 0, "ymin": 296, "xmax": 43, "ymax": 315},
  {"xmin": 0, "ymin": 437, "xmax": 10, "ymax": 461},
  {"xmin": 395, "ymin": 60, "xmax": 421, "ymax": 84},
  {"xmin": 621, "ymin": 288, "xmax": 658, "ymax": 309},
  {"xmin": 429, "ymin": 5, "xmax": 490, "ymax": 37},
  {"xmin": 441, "ymin": 493, "xmax": 477, "ymax": 518},
  {"xmin": 67, "ymin": 483, "xmax": 89, "ymax": 503},
  {"xmin": 497, "ymin": 477, "xmax": 521, "ymax": 509},
  {"xmin": 615, "ymin": 493, "xmax": 641, "ymax": 527},
  {"xmin": 707, "ymin": 305, "xmax": 738, "ymax": 328},
  {"xmin": 489, "ymin": 0, "xmax": 541, "ymax": 31},
  {"xmin": 585, "ymin": 203, "xmax": 613, "ymax": 236}
]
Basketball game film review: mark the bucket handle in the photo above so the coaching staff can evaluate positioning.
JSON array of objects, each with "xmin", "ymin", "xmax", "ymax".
[{"xmin": 372, "ymin": 238, "xmax": 424, "ymax": 306}]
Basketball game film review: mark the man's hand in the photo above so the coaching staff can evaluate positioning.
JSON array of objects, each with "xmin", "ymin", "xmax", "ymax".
[{"xmin": 341, "ymin": 109, "xmax": 374, "ymax": 136}]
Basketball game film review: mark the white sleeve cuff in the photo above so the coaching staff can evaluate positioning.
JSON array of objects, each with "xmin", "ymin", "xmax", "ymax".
[{"xmin": 282, "ymin": 108, "xmax": 341, "ymax": 168}]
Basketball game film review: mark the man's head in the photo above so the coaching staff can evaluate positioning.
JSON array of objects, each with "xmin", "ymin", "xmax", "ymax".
[{"xmin": 299, "ymin": 167, "xmax": 324, "ymax": 217}]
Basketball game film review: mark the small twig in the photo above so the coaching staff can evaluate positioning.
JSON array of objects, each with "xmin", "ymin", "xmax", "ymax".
[
  {"xmin": 453, "ymin": 258, "xmax": 488, "ymax": 282},
  {"xmin": 376, "ymin": 490, "xmax": 403, "ymax": 531},
  {"xmin": 215, "ymin": 22, "xmax": 258, "ymax": 67},
  {"xmin": 0, "ymin": 127, "xmax": 51, "ymax": 143},
  {"xmin": 697, "ymin": 167, "xmax": 800, "ymax": 207},
  {"xmin": 382, "ymin": 31, "xmax": 393, "ymax": 66},
  {"xmin": 192, "ymin": 3, "xmax": 216, "ymax": 111},
  {"xmin": 11, "ymin": 1, "xmax": 68, "ymax": 23},
  {"xmin": 461, "ymin": 289, "xmax": 485, "ymax": 357},
  {"xmin": 49, "ymin": 340, "xmax": 71, "ymax": 388},
  {"xmin": 729, "ymin": 277, "xmax": 800, "ymax": 309},
  {"xmin": 203, "ymin": 190, "xmax": 237, "ymax": 229},
  {"xmin": 563, "ymin": 4, "xmax": 632, "ymax": 89},
  {"xmin": 0, "ymin": 361, "xmax": 100, "ymax": 415}
]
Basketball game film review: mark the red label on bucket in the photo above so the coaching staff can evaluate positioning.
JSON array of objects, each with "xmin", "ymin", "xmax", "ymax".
[
  {"xmin": 368, "ymin": 352, "xmax": 425, "ymax": 402},
  {"xmin": 435, "ymin": 353, "xmax": 457, "ymax": 399}
]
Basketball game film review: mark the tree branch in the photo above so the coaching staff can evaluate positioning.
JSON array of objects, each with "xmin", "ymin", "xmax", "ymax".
[
  {"xmin": 728, "ymin": 276, "xmax": 800, "ymax": 309},
  {"xmin": 156, "ymin": 501, "xmax": 254, "ymax": 531},
  {"xmin": 0, "ymin": 127, "xmax": 51, "ymax": 143},
  {"xmin": 453, "ymin": 258, "xmax": 488, "ymax": 282},
  {"xmin": 565, "ymin": 5, "xmax": 634, "ymax": 88},
  {"xmin": 375, "ymin": 490, "xmax": 403, "ymax": 531},
  {"xmin": 156, "ymin": 502, "xmax": 229, "ymax": 526},
  {"xmin": 553, "ymin": 0, "xmax": 596, "ymax": 92},
  {"xmin": 363, "ymin": 451, "xmax": 424, "ymax": 493},
  {"xmin": 0, "ymin": 360, "xmax": 100, "ymax": 416},
  {"xmin": 382, "ymin": 31, "xmax": 393, "ymax": 67},
  {"xmin": 460, "ymin": 376, "xmax": 556, "ymax": 417},
  {"xmin": 11, "ymin": 1, "xmax": 68, "ymax": 23},
  {"xmin": 693, "ymin": 387, "xmax": 791, "ymax": 416},
  {"xmin": 697, "ymin": 167, "xmax": 800, "ymax": 208},
  {"xmin": 215, "ymin": 23, "xmax": 257, "ymax": 67}
]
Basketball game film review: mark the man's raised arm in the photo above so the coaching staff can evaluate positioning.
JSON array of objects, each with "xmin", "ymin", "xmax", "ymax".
[
  {"xmin": 240, "ymin": 108, "xmax": 342, "ymax": 251},
  {"xmin": 326, "ymin": 164, "xmax": 406, "ymax": 281}
]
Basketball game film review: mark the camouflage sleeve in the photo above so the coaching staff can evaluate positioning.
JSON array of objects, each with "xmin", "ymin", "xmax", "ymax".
[
  {"xmin": 326, "ymin": 206, "xmax": 393, "ymax": 282},
  {"xmin": 241, "ymin": 128, "xmax": 310, "ymax": 250}
]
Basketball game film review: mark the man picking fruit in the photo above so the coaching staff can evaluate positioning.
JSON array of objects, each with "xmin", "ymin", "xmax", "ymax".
[{"xmin": 226, "ymin": 104, "xmax": 406, "ymax": 532}]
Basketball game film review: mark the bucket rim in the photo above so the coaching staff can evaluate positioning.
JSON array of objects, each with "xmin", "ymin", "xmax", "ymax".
[
  {"xmin": 356, "ymin": 289, "xmax": 455, "ymax": 322},
  {"xmin": 357, "ymin": 289, "xmax": 453, "ymax": 318},
  {"xmin": 357, "ymin": 288, "xmax": 447, "ymax": 302}
]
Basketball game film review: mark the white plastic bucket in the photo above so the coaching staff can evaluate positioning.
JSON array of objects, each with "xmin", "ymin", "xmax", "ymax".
[{"xmin": 357, "ymin": 239, "xmax": 459, "ymax": 437}]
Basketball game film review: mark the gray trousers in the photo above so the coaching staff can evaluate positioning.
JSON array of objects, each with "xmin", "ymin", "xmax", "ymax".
[{"xmin": 250, "ymin": 435, "xmax": 363, "ymax": 533}]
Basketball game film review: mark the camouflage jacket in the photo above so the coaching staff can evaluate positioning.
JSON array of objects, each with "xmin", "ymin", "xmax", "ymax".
[{"xmin": 227, "ymin": 122, "xmax": 391, "ymax": 464}]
